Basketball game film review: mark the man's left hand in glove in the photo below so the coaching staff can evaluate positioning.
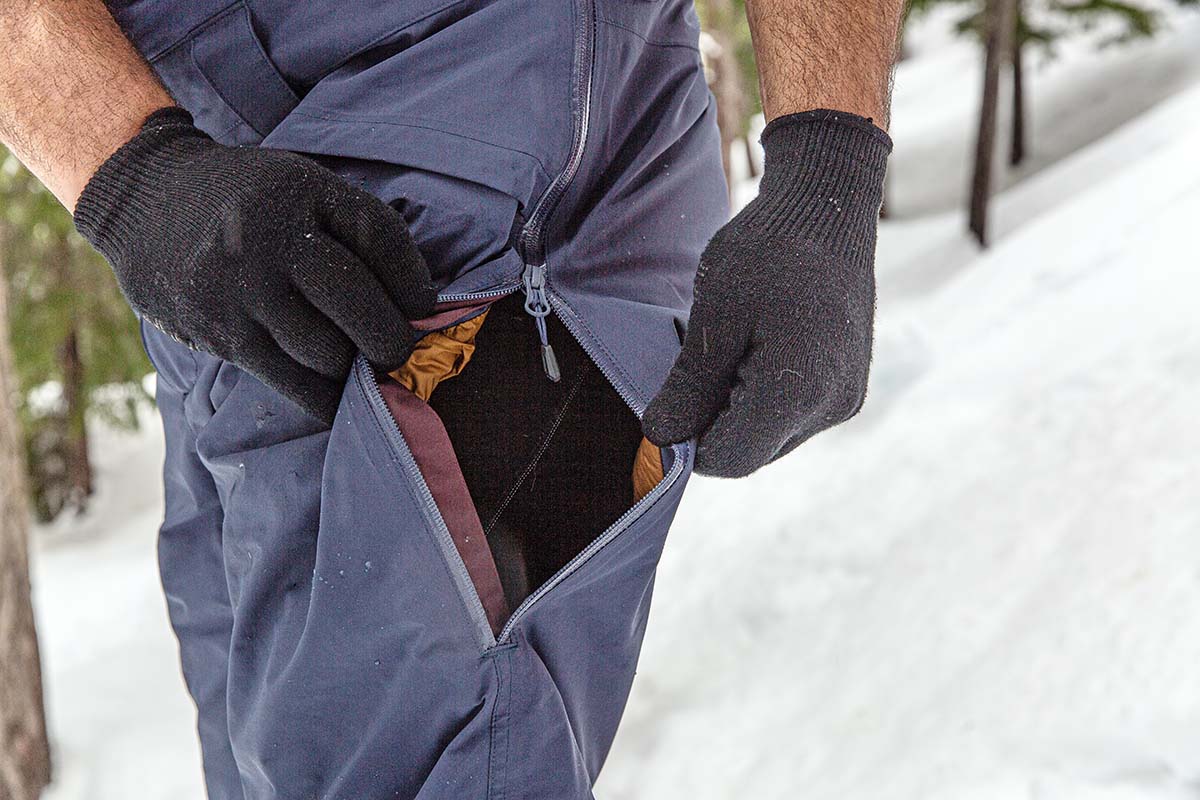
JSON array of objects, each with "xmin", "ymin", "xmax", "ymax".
[
  {"xmin": 642, "ymin": 110, "xmax": 891, "ymax": 478},
  {"xmin": 641, "ymin": 0, "xmax": 904, "ymax": 478}
]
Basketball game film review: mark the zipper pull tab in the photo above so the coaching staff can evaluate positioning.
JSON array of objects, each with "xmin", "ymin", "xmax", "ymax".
[
  {"xmin": 539, "ymin": 329, "xmax": 561, "ymax": 382},
  {"xmin": 522, "ymin": 264, "xmax": 561, "ymax": 383}
]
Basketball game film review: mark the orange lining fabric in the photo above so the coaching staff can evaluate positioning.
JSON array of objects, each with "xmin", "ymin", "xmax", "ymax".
[
  {"xmin": 389, "ymin": 310, "xmax": 490, "ymax": 401},
  {"xmin": 631, "ymin": 436, "xmax": 665, "ymax": 503}
]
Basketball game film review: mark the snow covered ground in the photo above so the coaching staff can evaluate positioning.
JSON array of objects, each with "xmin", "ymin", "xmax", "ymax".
[{"xmin": 28, "ymin": 10, "xmax": 1200, "ymax": 799}]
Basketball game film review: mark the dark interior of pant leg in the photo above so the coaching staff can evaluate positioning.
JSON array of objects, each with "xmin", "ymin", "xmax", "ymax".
[{"xmin": 427, "ymin": 292, "xmax": 642, "ymax": 613}]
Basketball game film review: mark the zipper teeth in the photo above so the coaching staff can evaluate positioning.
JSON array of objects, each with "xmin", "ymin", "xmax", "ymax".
[
  {"xmin": 517, "ymin": 0, "xmax": 596, "ymax": 263},
  {"xmin": 549, "ymin": 289, "xmax": 646, "ymax": 414},
  {"xmin": 495, "ymin": 440, "xmax": 686, "ymax": 645},
  {"xmin": 436, "ymin": 282, "xmax": 520, "ymax": 303},
  {"xmin": 493, "ymin": 292, "xmax": 686, "ymax": 645},
  {"xmin": 356, "ymin": 358, "xmax": 498, "ymax": 650}
]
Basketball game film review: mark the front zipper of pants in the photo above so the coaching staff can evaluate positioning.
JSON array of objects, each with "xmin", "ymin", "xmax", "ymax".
[
  {"xmin": 443, "ymin": 0, "xmax": 593, "ymax": 380},
  {"xmin": 516, "ymin": 0, "xmax": 597, "ymax": 382}
]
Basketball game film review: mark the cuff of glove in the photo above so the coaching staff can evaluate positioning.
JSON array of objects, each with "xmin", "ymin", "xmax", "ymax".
[
  {"xmin": 73, "ymin": 106, "xmax": 199, "ymax": 252},
  {"xmin": 747, "ymin": 109, "xmax": 892, "ymax": 244},
  {"xmin": 761, "ymin": 108, "xmax": 892, "ymax": 153}
]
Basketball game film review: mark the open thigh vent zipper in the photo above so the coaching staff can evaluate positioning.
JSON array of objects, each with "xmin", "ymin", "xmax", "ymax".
[
  {"xmin": 488, "ymin": 0, "xmax": 693, "ymax": 645},
  {"xmin": 357, "ymin": 344, "xmax": 688, "ymax": 653},
  {"xmin": 493, "ymin": 279, "xmax": 690, "ymax": 645}
]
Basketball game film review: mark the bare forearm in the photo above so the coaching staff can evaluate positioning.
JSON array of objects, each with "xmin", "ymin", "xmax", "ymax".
[
  {"xmin": 0, "ymin": 0, "xmax": 172, "ymax": 210},
  {"xmin": 745, "ymin": 0, "xmax": 904, "ymax": 128}
]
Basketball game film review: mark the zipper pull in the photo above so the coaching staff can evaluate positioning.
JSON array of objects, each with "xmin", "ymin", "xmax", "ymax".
[{"xmin": 522, "ymin": 264, "xmax": 561, "ymax": 383}]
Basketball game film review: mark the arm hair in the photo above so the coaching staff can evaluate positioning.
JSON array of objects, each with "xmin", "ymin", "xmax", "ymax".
[
  {"xmin": 0, "ymin": 0, "xmax": 172, "ymax": 209},
  {"xmin": 744, "ymin": 0, "xmax": 904, "ymax": 127}
]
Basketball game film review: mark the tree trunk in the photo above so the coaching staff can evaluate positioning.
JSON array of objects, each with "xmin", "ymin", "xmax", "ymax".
[
  {"xmin": 969, "ymin": 0, "xmax": 1018, "ymax": 246},
  {"xmin": 885, "ymin": 23, "xmax": 914, "ymax": 220},
  {"xmin": 49, "ymin": 238, "xmax": 91, "ymax": 513},
  {"xmin": 0, "ymin": 235, "xmax": 53, "ymax": 800},
  {"xmin": 698, "ymin": 0, "xmax": 746, "ymax": 203},
  {"xmin": 59, "ymin": 327, "xmax": 92, "ymax": 509},
  {"xmin": 1009, "ymin": 3, "xmax": 1027, "ymax": 167},
  {"xmin": 744, "ymin": 139, "xmax": 759, "ymax": 179}
]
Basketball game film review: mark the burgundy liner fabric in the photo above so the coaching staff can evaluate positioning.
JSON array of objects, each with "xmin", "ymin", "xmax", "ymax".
[
  {"xmin": 412, "ymin": 298, "xmax": 504, "ymax": 332},
  {"xmin": 377, "ymin": 377, "xmax": 509, "ymax": 636}
]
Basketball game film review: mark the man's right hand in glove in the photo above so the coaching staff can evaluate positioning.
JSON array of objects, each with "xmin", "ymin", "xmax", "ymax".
[
  {"xmin": 74, "ymin": 108, "xmax": 437, "ymax": 423},
  {"xmin": 1, "ymin": 1, "xmax": 433, "ymax": 424}
]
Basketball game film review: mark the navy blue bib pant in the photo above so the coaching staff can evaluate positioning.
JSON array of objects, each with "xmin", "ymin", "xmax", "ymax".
[{"xmin": 111, "ymin": 0, "xmax": 730, "ymax": 796}]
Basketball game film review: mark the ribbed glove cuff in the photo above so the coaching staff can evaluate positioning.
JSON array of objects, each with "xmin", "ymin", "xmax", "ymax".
[
  {"xmin": 74, "ymin": 107, "xmax": 199, "ymax": 254},
  {"xmin": 746, "ymin": 109, "xmax": 892, "ymax": 250}
]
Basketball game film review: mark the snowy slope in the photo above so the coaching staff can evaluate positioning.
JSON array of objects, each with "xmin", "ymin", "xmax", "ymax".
[
  {"xmin": 598, "ymin": 27, "xmax": 1200, "ymax": 800},
  {"xmin": 31, "ymin": 410, "xmax": 206, "ymax": 800},
  {"xmin": 29, "ymin": 14, "xmax": 1200, "ymax": 800}
]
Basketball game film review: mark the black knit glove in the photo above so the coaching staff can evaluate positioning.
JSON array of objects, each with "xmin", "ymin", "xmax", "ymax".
[
  {"xmin": 75, "ymin": 107, "xmax": 436, "ymax": 423},
  {"xmin": 642, "ymin": 110, "xmax": 891, "ymax": 478}
]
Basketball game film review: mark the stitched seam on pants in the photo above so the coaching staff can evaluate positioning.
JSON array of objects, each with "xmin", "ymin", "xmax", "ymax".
[
  {"xmin": 487, "ymin": 647, "xmax": 513, "ymax": 800},
  {"xmin": 547, "ymin": 289, "xmax": 649, "ymax": 410},
  {"xmin": 482, "ymin": 371, "xmax": 585, "ymax": 537}
]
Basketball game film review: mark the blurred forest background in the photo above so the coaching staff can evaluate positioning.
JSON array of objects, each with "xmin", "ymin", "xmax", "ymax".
[{"xmin": 2, "ymin": 1, "xmax": 1199, "ymax": 798}]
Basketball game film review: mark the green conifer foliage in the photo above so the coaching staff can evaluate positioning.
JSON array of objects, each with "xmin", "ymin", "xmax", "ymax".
[{"xmin": 0, "ymin": 150, "xmax": 150, "ymax": 521}]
